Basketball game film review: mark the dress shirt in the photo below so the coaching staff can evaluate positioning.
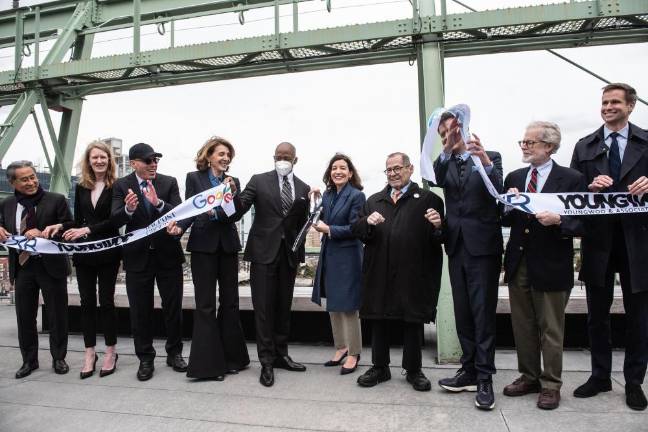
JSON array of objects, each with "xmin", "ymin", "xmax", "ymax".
[
  {"xmin": 276, "ymin": 170, "xmax": 296, "ymax": 201},
  {"xmin": 439, "ymin": 150, "xmax": 494, "ymax": 174},
  {"xmin": 524, "ymin": 158, "xmax": 553, "ymax": 193},
  {"xmin": 603, "ymin": 123, "xmax": 629, "ymax": 162}
]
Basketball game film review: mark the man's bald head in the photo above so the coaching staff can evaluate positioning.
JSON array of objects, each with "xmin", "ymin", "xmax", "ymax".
[{"xmin": 274, "ymin": 141, "xmax": 297, "ymax": 164}]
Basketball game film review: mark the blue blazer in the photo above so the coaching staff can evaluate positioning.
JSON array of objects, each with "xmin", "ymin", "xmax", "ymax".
[{"xmin": 312, "ymin": 184, "xmax": 365, "ymax": 312}]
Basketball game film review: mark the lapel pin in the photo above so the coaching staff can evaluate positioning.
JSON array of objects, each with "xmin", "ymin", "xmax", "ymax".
[{"xmin": 413, "ymin": 193, "xmax": 420, "ymax": 199}]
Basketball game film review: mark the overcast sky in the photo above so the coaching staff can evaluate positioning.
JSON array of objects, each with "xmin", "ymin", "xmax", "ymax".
[{"xmin": 1, "ymin": 0, "xmax": 646, "ymax": 196}]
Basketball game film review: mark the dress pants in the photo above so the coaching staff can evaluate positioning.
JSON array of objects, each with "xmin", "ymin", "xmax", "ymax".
[
  {"xmin": 125, "ymin": 252, "xmax": 183, "ymax": 362},
  {"xmin": 330, "ymin": 311, "xmax": 362, "ymax": 356},
  {"xmin": 187, "ymin": 250, "xmax": 250, "ymax": 378},
  {"xmin": 371, "ymin": 319, "xmax": 423, "ymax": 372},
  {"xmin": 586, "ymin": 223, "xmax": 648, "ymax": 386},
  {"xmin": 14, "ymin": 257, "xmax": 68, "ymax": 365},
  {"xmin": 249, "ymin": 243, "xmax": 297, "ymax": 366},
  {"xmin": 509, "ymin": 260, "xmax": 570, "ymax": 390},
  {"xmin": 448, "ymin": 239, "xmax": 500, "ymax": 380},
  {"xmin": 75, "ymin": 260, "xmax": 120, "ymax": 348}
]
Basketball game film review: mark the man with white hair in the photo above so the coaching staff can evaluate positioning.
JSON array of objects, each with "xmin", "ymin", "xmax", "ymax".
[{"xmin": 501, "ymin": 121, "xmax": 586, "ymax": 410}]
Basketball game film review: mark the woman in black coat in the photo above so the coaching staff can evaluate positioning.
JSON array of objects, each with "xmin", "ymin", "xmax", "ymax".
[
  {"xmin": 56, "ymin": 141, "xmax": 122, "ymax": 378},
  {"xmin": 178, "ymin": 136, "xmax": 249, "ymax": 380}
]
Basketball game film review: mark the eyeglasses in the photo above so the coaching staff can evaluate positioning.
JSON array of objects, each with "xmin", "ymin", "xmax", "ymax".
[
  {"xmin": 384, "ymin": 165, "xmax": 410, "ymax": 175},
  {"xmin": 273, "ymin": 155, "xmax": 294, "ymax": 162},
  {"xmin": 517, "ymin": 140, "xmax": 547, "ymax": 148},
  {"xmin": 137, "ymin": 157, "xmax": 160, "ymax": 165}
]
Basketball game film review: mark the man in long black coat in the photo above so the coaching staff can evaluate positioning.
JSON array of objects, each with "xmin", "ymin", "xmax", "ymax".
[
  {"xmin": 570, "ymin": 83, "xmax": 648, "ymax": 410},
  {"xmin": 352, "ymin": 152, "xmax": 444, "ymax": 392}
]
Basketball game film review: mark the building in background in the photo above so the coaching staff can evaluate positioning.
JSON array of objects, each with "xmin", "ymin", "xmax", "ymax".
[{"xmin": 101, "ymin": 137, "xmax": 133, "ymax": 177}]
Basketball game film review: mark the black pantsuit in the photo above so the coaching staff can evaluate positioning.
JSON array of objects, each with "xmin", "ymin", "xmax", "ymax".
[
  {"xmin": 76, "ymin": 262, "xmax": 120, "ymax": 347},
  {"xmin": 15, "ymin": 258, "xmax": 68, "ymax": 364},
  {"xmin": 586, "ymin": 224, "xmax": 648, "ymax": 386},
  {"xmin": 188, "ymin": 250, "xmax": 249, "ymax": 377},
  {"xmin": 448, "ymin": 242, "xmax": 500, "ymax": 379},
  {"xmin": 249, "ymin": 244, "xmax": 298, "ymax": 365},
  {"xmin": 125, "ymin": 255, "xmax": 183, "ymax": 361},
  {"xmin": 371, "ymin": 320, "xmax": 423, "ymax": 372}
]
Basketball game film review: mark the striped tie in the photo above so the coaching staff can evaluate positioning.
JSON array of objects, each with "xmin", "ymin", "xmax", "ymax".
[
  {"xmin": 281, "ymin": 176, "xmax": 293, "ymax": 216},
  {"xmin": 526, "ymin": 168, "xmax": 538, "ymax": 193},
  {"xmin": 18, "ymin": 208, "xmax": 30, "ymax": 266}
]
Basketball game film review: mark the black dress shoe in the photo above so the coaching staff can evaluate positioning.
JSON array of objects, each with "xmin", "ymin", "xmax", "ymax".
[
  {"xmin": 273, "ymin": 355, "xmax": 306, "ymax": 372},
  {"xmin": 53, "ymin": 359, "xmax": 69, "ymax": 375},
  {"xmin": 99, "ymin": 353, "xmax": 118, "ymax": 378},
  {"xmin": 324, "ymin": 351, "xmax": 348, "ymax": 367},
  {"xmin": 475, "ymin": 379, "xmax": 496, "ymax": 410},
  {"xmin": 15, "ymin": 362, "xmax": 38, "ymax": 379},
  {"xmin": 340, "ymin": 355, "xmax": 360, "ymax": 375},
  {"xmin": 260, "ymin": 365, "xmax": 274, "ymax": 387},
  {"xmin": 438, "ymin": 368, "xmax": 478, "ymax": 392},
  {"xmin": 573, "ymin": 376, "xmax": 612, "ymax": 398},
  {"xmin": 137, "ymin": 361, "xmax": 155, "ymax": 381},
  {"xmin": 166, "ymin": 354, "xmax": 188, "ymax": 372},
  {"xmin": 406, "ymin": 370, "xmax": 432, "ymax": 392},
  {"xmin": 80, "ymin": 354, "xmax": 98, "ymax": 379},
  {"xmin": 357, "ymin": 366, "xmax": 391, "ymax": 387},
  {"xmin": 626, "ymin": 384, "xmax": 648, "ymax": 411}
]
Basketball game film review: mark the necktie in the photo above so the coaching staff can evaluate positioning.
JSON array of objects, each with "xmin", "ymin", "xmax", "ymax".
[
  {"xmin": 455, "ymin": 155, "xmax": 466, "ymax": 182},
  {"xmin": 140, "ymin": 180, "xmax": 153, "ymax": 215},
  {"xmin": 608, "ymin": 132, "xmax": 622, "ymax": 185},
  {"xmin": 18, "ymin": 207, "xmax": 30, "ymax": 266},
  {"xmin": 281, "ymin": 176, "xmax": 293, "ymax": 216},
  {"xmin": 526, "ymin": 168, "xmax": 538, "ymax": 193},
  {"xmin": 391, "ymin": 189, "xmax": 402, "ymax": 204}
]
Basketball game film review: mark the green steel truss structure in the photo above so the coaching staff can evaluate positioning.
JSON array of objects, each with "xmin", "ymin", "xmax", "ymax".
[{"xmin": 0, "ymin": 0, "xmax": 646, "ymax": 361}]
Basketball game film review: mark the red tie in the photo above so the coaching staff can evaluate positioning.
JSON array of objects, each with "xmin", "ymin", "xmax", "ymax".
[{"xmin": 526, "ymin": 168, "xmax": 538, "ymax": 193}]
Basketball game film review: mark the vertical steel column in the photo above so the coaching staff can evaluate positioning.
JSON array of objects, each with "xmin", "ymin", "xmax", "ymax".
[
  {"xmin": 133, "ymin": 0, "xmax": 141, "ymax": 57},
  {"xmin": 49, "ymin": 33, "xmax": 94, "ymax": 195},
  {"xmin": 14, "ymin": 9, "xmax": 23, "ymax": 73},
  {"xmin": 416, "ymin": 0, "xmax": 461, "ymax": 364}
]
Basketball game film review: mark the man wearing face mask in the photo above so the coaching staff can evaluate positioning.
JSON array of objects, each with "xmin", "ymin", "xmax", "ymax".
[
  {"xmin": 238, "ymin": 142, "xmax": 311, "ymax": 387},
  {"xmin": 111, "ymin": 143, "xmax": 187, "ymax": 381}
]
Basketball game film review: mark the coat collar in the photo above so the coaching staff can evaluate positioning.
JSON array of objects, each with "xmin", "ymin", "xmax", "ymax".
[
  {"xmin": 377, "ymin": 182, "xmax": 421, "ymax": 204},
  {"xmin": 328, "ymin": 183, "xmax": 353, "ymax": 221}
]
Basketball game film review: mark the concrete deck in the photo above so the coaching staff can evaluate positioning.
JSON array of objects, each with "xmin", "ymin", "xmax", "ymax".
[{"xmin": 0, "ymin": 304, "xmax": 644, "ymax": 432}]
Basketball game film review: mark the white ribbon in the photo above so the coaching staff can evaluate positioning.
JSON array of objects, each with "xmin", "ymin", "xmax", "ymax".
[
  {"xmin": 1, "ymin": 183, "xmax": 236, "ymax": 255},
  {"xmin": 422, "ymin": 104, "xmax": 648, "ymax": 216}
]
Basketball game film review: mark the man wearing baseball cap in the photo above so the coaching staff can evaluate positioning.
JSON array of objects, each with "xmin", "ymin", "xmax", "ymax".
[{"xmin": 111, "ymin": 143, "xmax": 187, "ymax": 381}]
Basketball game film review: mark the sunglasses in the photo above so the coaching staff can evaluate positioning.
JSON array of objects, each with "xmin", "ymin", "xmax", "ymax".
[{"xmin": 137, "ymin": 157, "xmax": 160, "ymax": 165}]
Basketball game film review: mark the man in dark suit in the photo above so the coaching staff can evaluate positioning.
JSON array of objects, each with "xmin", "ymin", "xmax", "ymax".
[
  {"xmin": 238, "ymin": 142, "xmax": 310, "ymax": 387},
  {"xmin": 433, "ymin": 112, "xmax": 503, "ymax": 410},
  {"xmin": 0, "ymin": 160, "xmax": 73, "ymax": 378},
  {"xmin": 570, "ymin": 83, "xmax": 648, "ymax": 410},
  {"xmin": 111, "ymin": 143, "xmax": 187, "ymax": 381},
  {"xmin": 501, "ymin": 121, "xmax": 586, "ymax": 410}
]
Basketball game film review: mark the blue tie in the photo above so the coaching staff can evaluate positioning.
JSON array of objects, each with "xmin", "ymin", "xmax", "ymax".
[
  {"xmin": 608, "ymin": 132, "xmax": 621, "ymax": 186},
  {"xmin": 140, "ymin": 180, "xmax": 153, "ymax": 216}
]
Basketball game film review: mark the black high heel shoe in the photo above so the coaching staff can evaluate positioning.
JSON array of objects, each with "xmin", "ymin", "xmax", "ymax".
[
  {"xmin": 340, "ymin": 354, "xmax": 360, "ymax": 375},
  {"xmin": 324, "ymin": 350, "xmax": 348, "ymax": 367},
  {"xmin": 99, "ymin": 353, "xmax": 118, "ymax": 378},
  {"xmin": 80, "ymin": 354, "xmax": 98, "ymax": 379}
]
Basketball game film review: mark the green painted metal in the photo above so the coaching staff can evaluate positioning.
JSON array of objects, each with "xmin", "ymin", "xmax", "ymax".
[
  {"xmin": 133, "ymin": 0, "xmax": 141, "ymax": 58},
  {"xmin": 31, "ymin": 110, "xmax": 54, "ymax": 171},
  {"xmin": 417, "ymin": 0, "xmax": 462, "ymax": 364}
]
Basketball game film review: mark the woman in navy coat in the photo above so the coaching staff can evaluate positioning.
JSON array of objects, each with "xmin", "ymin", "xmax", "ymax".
[{"xmin": 312, "ymin": 153, "xmax": 366, "ymax": 374}]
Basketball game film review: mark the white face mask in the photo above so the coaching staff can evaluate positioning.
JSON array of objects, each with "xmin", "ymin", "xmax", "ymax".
[{"xmin": 275, "ymin": 160, "xmax": 293, "ymax": 177}]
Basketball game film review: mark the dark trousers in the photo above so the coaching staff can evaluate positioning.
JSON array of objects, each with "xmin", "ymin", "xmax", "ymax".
[
  {"xmin": 448, "ymin": 240, "xmax": 500, "ymax": 380},
  {"xmin": 75, "ymin": 260, "xmax": 120, "ymax": 348},
  {"xmin": 586, "ymin": 227, "xmax": 648, "ymax": 386},
  {"xmin": 250, "ymin": 243, "xmax": 297, "ymax": 366},
  {"xmin": 125, "ymin": 253, "xmax": 183, "ymax": 362},
  {"xmin": 371, "ymin": 319, "xmax": 423, "ymax": 372},
  {"xmin": 187, "ymin": 250, "xmax": 250, "ymax": 378},
  {"xmin": 15, "ymin": 257, "xmax": 68, "ymax": 365}
]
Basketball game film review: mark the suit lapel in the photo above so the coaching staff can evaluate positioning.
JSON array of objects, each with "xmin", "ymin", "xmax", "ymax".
[
  {"xmin": 35, "ymin": 193, "xmax": 49, "ymax": 228},
  {"xmin": 462, "ymin": 157, "xmax": 474, "ymax": 187},
  {"xmin": 541, "ymin": 161, "xmax": 562, "ymax": 193},
  {"xmin": 199, "ymin": 170, "xmax": 213, "ymax": 191},
  {"xmin": 329, "ymin": 185, "xmax": 351, "ymax": 221},
  {"xmin": 620, "ymin": 138, "xmax": 647, "ymax": 182},
  {"xmin": 266, "ymin": 171, "xmax": 283, "ymax": 216},
  {"xmin": 516, "ymin": 167, "xmax": 530, "ymax": 192},
  {"xmin": 93, "ymin": 185, "xmax": 111, "ymax": 212},
  {"xmin": 5, "ymin": 197, "xmax": 17, "ymax": 234}
]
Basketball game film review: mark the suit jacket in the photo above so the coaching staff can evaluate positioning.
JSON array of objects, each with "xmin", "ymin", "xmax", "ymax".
[
  {"xmin": 238, "ymin": 170, "xmax": 309, "ymax": 267},
  {"xmin": 0, "ymin": 191, "xmax": 73, "ymax": 282},
  {"xmin": 502, "ymin": 161, "xmax": 586, "ymax": 292},
  {"xmin": 433, "ymin": 151, "xmax": 504, "ymax": 256},
  {"xmin": 311, "ymin": 184, "xmax": 365, "ymax": 311},
  {"xmin": 178, "ymin": 170, "xmax": 242, "ymax": 254},
  {"xmin": 570, "ymin": 123, "xmax": 648, "ymax": 292},
  {"xmin": 111, "ymin": 172, "xmax": 185, "ymax": 272},
  {"xmin": 63, "ymin": 183, "xmax": 121, "ymax": 266}
]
